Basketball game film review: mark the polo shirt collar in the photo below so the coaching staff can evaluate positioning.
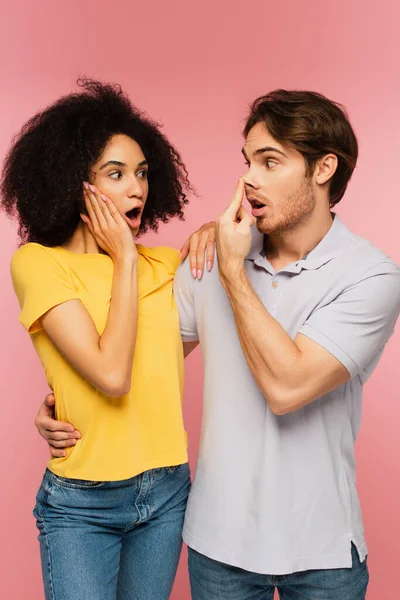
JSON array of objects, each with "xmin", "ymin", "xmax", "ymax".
[{"xmin": 245, "ymin": 213, "xmax": 353, "ymax": 272}]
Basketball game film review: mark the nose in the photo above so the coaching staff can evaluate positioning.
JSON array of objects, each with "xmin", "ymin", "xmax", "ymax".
[
  {"xmin": 242, "ymin": 166, "xmax": 260, "ymax": 190},
  {"xmin": 127, "ymin": 174, "xmax": 144, "ymax": 199}
]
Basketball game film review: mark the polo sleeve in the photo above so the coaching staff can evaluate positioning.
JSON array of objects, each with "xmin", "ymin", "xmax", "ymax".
[
  {"xmin": 11, "ymin": 243, "xmax": 80, "ymax": 334},
  {"xmin": 299, "ymin": 261, "xmax": 400, "ymax": 378},
  {"xmin": 173, "ymin": 259, "xmax": 199, "ymax": 342}
]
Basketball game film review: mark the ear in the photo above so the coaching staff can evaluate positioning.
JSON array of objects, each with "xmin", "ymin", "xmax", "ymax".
[{"xmin": 315, "ymin": 154, "xmax": 338, "ymax": 185}]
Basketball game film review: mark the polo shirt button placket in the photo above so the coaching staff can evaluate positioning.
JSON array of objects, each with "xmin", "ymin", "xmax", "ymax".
[{"xmin": 269, "ymin": 276, "xmax": 281, "ymax": 318}]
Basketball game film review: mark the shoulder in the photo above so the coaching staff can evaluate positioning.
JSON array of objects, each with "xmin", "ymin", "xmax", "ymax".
[
  {"xmin": 137, "ymin": 245, "xmax": 180, "ymax": 273},
  {"xmin": 347, "ymin": 234, "xmax": 400, "ymax": 279},
  {"xmin": 11, "ymin": 243, "xmax": 70, "ymax": 282},
  {"xmin": 12, "ymin": 242, "xmax": 52, "ymax": 271}
]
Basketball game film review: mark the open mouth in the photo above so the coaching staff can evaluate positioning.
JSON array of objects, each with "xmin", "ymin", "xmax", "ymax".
[
  {"xmin": 126, "ymin": 207, "xmax": 142, "ymax": 220},
  {"xmin": 248, "ymin": 198, "xmax": 267, "ymax": 217},
  {"xmin": 125, "ymin": 206, "xmax": 143, "ymax": 228}
]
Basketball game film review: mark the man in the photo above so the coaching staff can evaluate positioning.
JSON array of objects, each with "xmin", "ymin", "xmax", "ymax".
[{"xmin": 36, "ymin": 90, "xmax": 400, "ymax": 599}]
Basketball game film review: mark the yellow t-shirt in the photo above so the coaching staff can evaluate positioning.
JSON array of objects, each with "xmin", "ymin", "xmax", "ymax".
[{"xmin": 11, "ymin": 242, "xmax": 188, "ymax": 481}]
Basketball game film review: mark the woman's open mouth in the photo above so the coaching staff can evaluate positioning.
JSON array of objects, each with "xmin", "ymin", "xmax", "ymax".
[{"xmin": 125, "ymin": 206, "xmax": 143, "ymax": 229}]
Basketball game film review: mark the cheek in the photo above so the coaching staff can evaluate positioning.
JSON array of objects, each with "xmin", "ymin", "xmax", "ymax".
[
  {"xmin": 142, "ymin": 180, "xmax": 149, "ymax": 202},
  {"xmin": 268, "ymin": 169, "xmax": 301, "ymax": 198}
]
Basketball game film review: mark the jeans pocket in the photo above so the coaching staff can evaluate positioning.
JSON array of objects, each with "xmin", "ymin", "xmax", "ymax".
[
  {"xmin": 33, "ymin": 470, "xmax": 53, "ymax": 520},
  {"xmin": 166, "ymin": 465, "xmax": 181, "ymax": 474},
  {"xmin": 50, "ymin": 473, "xmax": 105, "ymax": 490}
]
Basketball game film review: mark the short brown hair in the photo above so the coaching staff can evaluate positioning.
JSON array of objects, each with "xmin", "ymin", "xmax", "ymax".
[{"xmin": 243, "ymin": 90, "xmax": 358, "ymax": 206}]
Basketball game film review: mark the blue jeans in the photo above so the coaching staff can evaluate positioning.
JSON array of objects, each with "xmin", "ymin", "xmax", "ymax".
[
  {"xmin": 188, "ymin": 543, "xmax": 369, "ymax": 600},
  {"xmin": 33, "ymin": 463, "xmax": 190, "ymax": 600}
]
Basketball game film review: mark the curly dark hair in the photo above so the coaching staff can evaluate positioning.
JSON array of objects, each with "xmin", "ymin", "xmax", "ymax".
[{"xmin": 1, "ymin": 78, "xmax": 192, "ymax": 245}]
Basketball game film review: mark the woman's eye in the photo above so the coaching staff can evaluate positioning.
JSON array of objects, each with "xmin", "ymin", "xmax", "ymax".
[
  {"xmin": 109, "ymin": 171, "xmax": 122, "ymax": 180},
  {"xmin": 137, "ymin": 170, "xmax": 148, "ymax": 179}
]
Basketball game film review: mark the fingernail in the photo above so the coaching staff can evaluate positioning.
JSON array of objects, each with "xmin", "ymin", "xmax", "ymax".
[
  {"xmin": 192, "ymin": 268, "xmax": 197, "ymax": 279},
  {"xmin": 100, "ymin": 194, "xmax": 107, "ymax": 201},
  {"xmin": 89, "ymin": 184, "xmax": 96, "ymax": 193},
  {"xmin": 73, "ymin": 439, "xmax": 77, "ymax": 445},
  {"xmin": 207, "ymin": 261, "xmax": 212, "ymax": 271},
  {"xmin": 197, "ymin": 269, "xmax": 202, "ymax": 279},
  {"xmin": 83, "ymin": 181, "xmax": 89, "ymax": 189}
]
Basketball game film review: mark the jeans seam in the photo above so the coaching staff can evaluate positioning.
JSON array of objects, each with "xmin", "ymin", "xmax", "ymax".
[
  {"xmin": 41, "ymin": 517, "xmax": 56, "ymax": 600},
  {"xmin": 37, "ymin": 472, "xmax": 53, "ymax": 520}
]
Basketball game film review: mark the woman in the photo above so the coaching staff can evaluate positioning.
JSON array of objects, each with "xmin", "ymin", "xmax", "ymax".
[{"xmin": 1, "ymin": 79, "xmax": 213, "ymax": 600}]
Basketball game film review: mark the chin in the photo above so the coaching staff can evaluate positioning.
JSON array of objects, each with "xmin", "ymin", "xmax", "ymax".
[
  {"xmin": 256, "ymin": 217, "xmax": 274, "ymax": 235},
  {"xmin": 131, "ymin": 226, "xmax": 140, "ymax": 237}
]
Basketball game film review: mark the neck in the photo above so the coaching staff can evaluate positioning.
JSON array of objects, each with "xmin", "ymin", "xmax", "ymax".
[
  {"xmin": 264, "ymin": 204, "xmax": 334, "ymax": 269},
  {"xmin": 61, "ymin": 222, "xmax": 102, "ymax": 254}
]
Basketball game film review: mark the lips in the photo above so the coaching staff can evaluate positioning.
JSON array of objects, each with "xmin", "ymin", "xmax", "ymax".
[
  {"xmin": 247, "ymin": 196, "xmax": 267, "ymax": 218},
  {"xmin": 125, "ymin": 205, "xmax": 143, "ymax": 229}
]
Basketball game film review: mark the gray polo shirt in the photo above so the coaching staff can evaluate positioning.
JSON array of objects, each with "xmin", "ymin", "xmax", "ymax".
[{"xmin": 174, "ymin": 214, "xmax": 400, "ymax": 575}]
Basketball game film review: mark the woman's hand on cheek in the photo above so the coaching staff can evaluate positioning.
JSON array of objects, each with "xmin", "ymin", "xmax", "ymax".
[{"xmin": 81, "ymin": 182, "xmax": 137, "ymax": 263}]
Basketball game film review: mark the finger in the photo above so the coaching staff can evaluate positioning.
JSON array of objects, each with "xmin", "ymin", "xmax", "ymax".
[
  {"xmin": 94, "ymin": 190, "xmax": 118, "ymax": 228},
  {"xmin": 47, "ymin": 430, "xmax": 81, "ymax": 442},
  {"xmin": 50, "ymin": 438, "xmax": 78, "ymax": 449},
  {"xmin": 225, "ymin": 178, "xmax": 245, "ymax": 218},
  {"xmin": 46, "ymin": 419, "xmax": 76, "ymax": 433},
  {"xmin": 88, "ymin": 185, "xmax": 109, "ymax": 227},
  {"xmin": 195, "ymin": 238, "xmax": 207, "ymax": 280},
  {"xmin": 50, "ymin": 446, "xmax": 67, "ymax": 458},
  {"xmin": 237, "ymin": 206, "xmax": 256, "ymax": 230},
  {"xmin": 99, "ymin": 194, "xmax": 122, "ymax": 225},
  {"xmin": 206, "ymin": 237, "xmax": 215, "ymax": 272},
  {"xmin": 84, "ymin": 186, "xmax": 107, "ymax": 230},
  {"xmin": 188, "ymin": 234, "xmax": 199, "ymax": 278},
  {"xmin": 83, "ymin": 188, "xmax": 100, "ymax": 230},
  {"xmin": 179, "ymin": 238, "xmax": 190, "ymax": 262},
  {"xmin": 45, "ymin": 393, "xmax": 55, "ymax": 406}
]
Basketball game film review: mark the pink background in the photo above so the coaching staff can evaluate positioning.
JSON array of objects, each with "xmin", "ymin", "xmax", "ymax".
[{"xmin": 0, "ymin": 1, "xmax": 399, "ymax": 598}]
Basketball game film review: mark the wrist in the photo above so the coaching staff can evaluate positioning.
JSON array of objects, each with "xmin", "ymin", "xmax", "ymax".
[
  {"xmin": 219, "ymin": 260, "xmax": 246, "ymax": 287},
  {"xmin": 113, "ymin": 253, "xmax": 138, "ymax": 269}
]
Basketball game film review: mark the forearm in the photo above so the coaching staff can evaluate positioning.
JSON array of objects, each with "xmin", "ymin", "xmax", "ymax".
[
  {"xmin": 221, "ymin": 266, "xmax": 307, "ymax": 413},
  {"xmin": 98, "ymin": 257, "xmax": 138, "ymax": 394}
]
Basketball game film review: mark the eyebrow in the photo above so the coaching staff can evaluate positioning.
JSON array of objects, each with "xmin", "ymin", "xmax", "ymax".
[
  {"xmin": 99, "ymin": 159, "xmax": 148, "ymax": 170},
  {"xmin": 241, "ymin": 146, "xmax": 288, "ymax": 159}
]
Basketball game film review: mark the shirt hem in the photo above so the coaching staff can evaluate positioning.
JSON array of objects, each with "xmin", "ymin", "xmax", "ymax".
[
  {"xmin": 48, "ymin": 454, "xmax": 189, "ymax": 482},
  {"xmin": 183, "ymin": 529, "xmax": 367, "ymax": 575}
]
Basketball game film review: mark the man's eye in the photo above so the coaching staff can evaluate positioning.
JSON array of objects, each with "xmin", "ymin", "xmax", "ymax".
[
  {"xmin": 137, "ymin": 170, "xmax": 148, "ymax": 179},
  {"xmin": 109, "ymin": 171, "xmax": 122, "ymax": 180},
  {"xmin": 266, "ymin": 160, "xmax": 277, "ymax": 169}
]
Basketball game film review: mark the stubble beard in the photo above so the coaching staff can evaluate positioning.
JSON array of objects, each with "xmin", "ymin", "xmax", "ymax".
[{"xmin": 256, "ymin": 175, "xmax": 316, "ymax": 236}]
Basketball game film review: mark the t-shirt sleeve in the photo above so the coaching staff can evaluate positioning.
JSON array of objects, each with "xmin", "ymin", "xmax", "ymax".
[
  {"xmin": 11, "ymin": 243, "xmax": 80, "ymax": 334},
  {"xmin": 299, "ymin": 261, "xmax": 400, "ymax": 378},
  {"xmin": 173, "ymin": 258, "xmax": 199, "ymax": 342}
]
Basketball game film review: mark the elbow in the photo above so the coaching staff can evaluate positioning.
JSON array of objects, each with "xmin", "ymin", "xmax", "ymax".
[
  {"xmin": 266, "ymin": 384, "xmax": 301, "ymax": 416},
  {"xmin": 267, "ymin": 397, "xmax": 290, "ymax": 417},
  {"xmin": 268, "ymin": 400, "xmax": 291, "ymax": 416},
  {"xmin": 99, "ymin": 371, "xmax": 131, "ymax": 397}
]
